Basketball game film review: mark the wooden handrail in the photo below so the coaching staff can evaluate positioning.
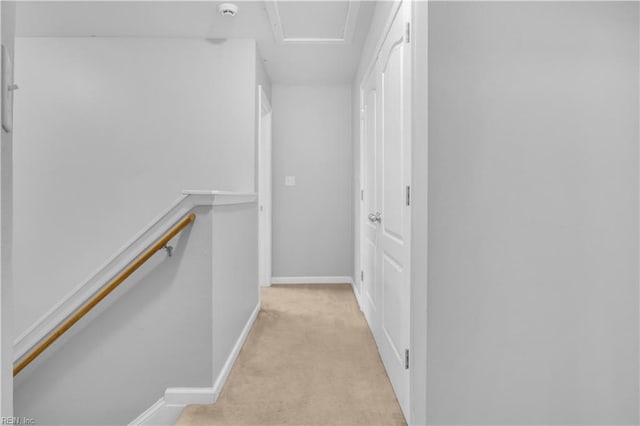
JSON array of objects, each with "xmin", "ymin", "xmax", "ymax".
[{"xmin": 14, "ymin": 213, "xmax": 196, "ymax": 376}]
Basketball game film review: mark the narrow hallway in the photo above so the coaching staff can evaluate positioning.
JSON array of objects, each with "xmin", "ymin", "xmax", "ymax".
[{"xmin": 176, "ymin": 285, "xmax": 406, "ymax": 425}]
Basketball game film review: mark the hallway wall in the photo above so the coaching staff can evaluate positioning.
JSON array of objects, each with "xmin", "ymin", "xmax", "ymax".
[
  {"xmin": 12, "ymin": 38, "xmax": 262, "ymax": 337},
  {"xmin": 427, "ymin": 2, "xmax": 639, "ymax": 423},
  {"xmin": 271, "ymin": 85, "xmax": 353, "ymax": 279},
  {"xmin": 0, "ymin": 1, "xmax": 16, "ymax": 416}
]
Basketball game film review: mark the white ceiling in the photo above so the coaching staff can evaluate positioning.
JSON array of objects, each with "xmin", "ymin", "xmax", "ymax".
[
  {"xmin": 14, "ymin": 1, "xmax": 376, "ymax": 84},
  {"xmin": 278, "ymin": 1, "xmax": 350, "ymax": 39}
]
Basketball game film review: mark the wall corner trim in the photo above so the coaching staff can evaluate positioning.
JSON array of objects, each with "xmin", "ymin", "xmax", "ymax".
[{"xmin": 129, "ymin": 387, "xmax": 215, "ymax": 426}]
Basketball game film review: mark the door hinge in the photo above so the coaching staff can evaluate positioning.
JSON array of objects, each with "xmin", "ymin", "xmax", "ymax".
[
  {"xmin": 405, "ymin": 22, "xmax": 411, "ymax": 43},
  {"xmin": 406, "ymin": 186, "xmax": 411, "ymax": 206},
  {"xmin": 361, "ymin": 270, "xmax": 364, "ymax": 281},
  {"xmin": 361, "ymin": 189, "xmax": 364, "ymax": 201},
  {"xmin": 405, "ymin": 349, "xmax": 410, "ymax": 369}
]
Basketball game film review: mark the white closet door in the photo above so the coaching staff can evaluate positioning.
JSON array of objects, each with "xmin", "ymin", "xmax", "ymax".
[
  {"xmin": 376, "ymin": 1, "xmax": 412, "ymax": 417},
  {"xmin": 361, "ymin": 69, "xmax": 379, "ymax": 328}
]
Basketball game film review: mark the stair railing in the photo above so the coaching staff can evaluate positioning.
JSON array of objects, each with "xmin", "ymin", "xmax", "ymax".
[{"xmin": 13, "ymin": 213, "xmax": 196, "ymax": 376}]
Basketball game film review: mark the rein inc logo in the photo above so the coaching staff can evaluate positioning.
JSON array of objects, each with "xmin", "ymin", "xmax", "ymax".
[{"xmin": 1, "ymin": 418, "xmax": 35, "ymax": 425}]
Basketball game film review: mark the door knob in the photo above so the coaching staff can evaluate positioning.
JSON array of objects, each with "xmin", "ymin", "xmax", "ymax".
[{"xmin": 368, "ymin": 212, "xmax": 382, "ymax": 223}]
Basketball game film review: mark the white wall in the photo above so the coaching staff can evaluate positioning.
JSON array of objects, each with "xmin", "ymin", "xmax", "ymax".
[
  {"xmin": 0, "ymin": 0, "xmax": 16, "ymax": 416},
  {"xmin": 427, "ymin": 2, "xmax": 638, "ymax": 423},
  {"xmin": 211, "ymin": 202, "xmax": 259, "ymax": 383},
  {"xmin": 13, "ymin": 37, "xmax": 258, "ymax": 337},
  {"xmin": 271, "ymin": 85, "xmax": 352, "ymax": 278}
]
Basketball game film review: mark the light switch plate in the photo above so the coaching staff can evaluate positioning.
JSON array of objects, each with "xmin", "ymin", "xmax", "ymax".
[{"xmin": 285, "ymin": 176, "xmax": 296, "ymax": 186}]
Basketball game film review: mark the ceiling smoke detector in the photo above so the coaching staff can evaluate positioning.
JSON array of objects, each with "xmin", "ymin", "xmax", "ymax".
[{"xmin": 218, "ymin": 3, "xmax": 239, "ymax": 17}]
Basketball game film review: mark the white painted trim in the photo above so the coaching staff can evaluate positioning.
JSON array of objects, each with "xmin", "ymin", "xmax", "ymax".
[
  {"xmin": 257, "ymin": 85, "xmax": 273, "ymax": 289},
  {"xmin": 271, "ymin": 276, "xmax": 354, "ymax": 285},
  {"xmin": 351, "ymin": 279, "xmax": 364, "ymax": 312},
  {"xmin": 182, "ymin": 190, "xmax": 255, "ymax": 196},
  {"xmin": 14, "ymin": 191, "xmax": 257, "ymax": 365},
  {"xmin": 211, "ymin": 302, "xmax": 260, "ymax": 401},
  {"xmin": 182, "ymin": 190, "xmax": 257, "ymax": 206},
  {"xmin": 129, "ymin": 387, "xmax": 215, "ymax": 426},
  {"xmin": 129, "ymin": 396, "xmax": 165, "ymax": 426},
  {"xmin": 259, "ymin": 86, "xmax": 272, "ymax": 115},
  {"xmin": 265, "ymin": 0, "xmax": 360, "ymax": 45},
  {"xmin": 164, "ymin": 388, "xmax": 216, "ymax": 406},
  {"xmin": 409, "ymin": 1, "xmax": 428, "ymax": 424},
  {"xmin": 341, "ymin": 1, "xmax": 361, "ymax": 44}
]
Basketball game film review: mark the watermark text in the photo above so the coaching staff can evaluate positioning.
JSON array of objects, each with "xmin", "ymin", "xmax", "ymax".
[{"xmin": 1, "ymin": 417, "xmax": 35, "ymax": 425}]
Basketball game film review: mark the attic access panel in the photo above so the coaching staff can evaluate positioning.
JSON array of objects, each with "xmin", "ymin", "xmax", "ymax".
[{"xmin": 265, "ymin": 0, "xmax": 360, "ymax": 44}]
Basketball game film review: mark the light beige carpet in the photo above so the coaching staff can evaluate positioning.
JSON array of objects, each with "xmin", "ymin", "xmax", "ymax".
[{"xmin": 175, "ymin": 284, "xmax": 406, "ymax": 426}]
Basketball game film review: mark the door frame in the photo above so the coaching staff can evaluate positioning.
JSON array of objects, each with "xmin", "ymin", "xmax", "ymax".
[
  {"xmin": 408, "ymin": 0, "xmax": 428, "ymax": 424},
  {"xmin": 258, "ymin": 85, "xmax": 272, "ymax": 288}
]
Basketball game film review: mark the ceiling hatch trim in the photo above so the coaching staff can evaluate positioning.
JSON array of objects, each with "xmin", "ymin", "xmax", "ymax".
[{"xmin": 265, "ymin": 0, "xmax": 360, "ymax": 45}]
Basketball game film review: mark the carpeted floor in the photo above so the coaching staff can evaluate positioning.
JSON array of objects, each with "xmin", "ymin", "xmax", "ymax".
[{"xmin": 175, "ymin": 284, "xmax": 406, "ymax": 425}]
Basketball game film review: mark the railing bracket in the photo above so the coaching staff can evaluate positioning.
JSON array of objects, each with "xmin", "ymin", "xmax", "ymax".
[{"xmin": 164, "ymin": 245, "xmax": 173, "ymax": 257}]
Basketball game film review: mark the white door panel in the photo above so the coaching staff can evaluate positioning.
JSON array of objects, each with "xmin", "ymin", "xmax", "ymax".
[{"xmin": 381, "ymin": 44, "xmax": 405, "ymax": 243}]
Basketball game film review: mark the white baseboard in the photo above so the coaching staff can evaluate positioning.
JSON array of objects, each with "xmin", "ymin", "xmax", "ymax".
[
  {"xmin": 211, "ymin": 302, "xmax": 261, "ymax": 401},
  {"xmin": 351, "ymin": 279, "xmax": 364, "ymax": 312},
  {"xmin": 129, "ymin": 387, "xmax": 215, "ymax": 426},
  {"xmin": 164, "ymin": 387, "xmax": 216, "ymax": 405},
  {"xmin": 271, "ymin": 276, "xmax": 354, "ymax": 285},
  {"xmin": 130, "ymin": 303, "xmax": 260, "ymax": 425}
]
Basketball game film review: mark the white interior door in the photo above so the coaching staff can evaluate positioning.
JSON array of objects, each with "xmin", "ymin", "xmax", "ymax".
[
  {"xmin": 258, "ymin": 86, "xmax": 272, "ymax": 288},
  {"xmin": 361, "ymin": 70, "xmax": 379, "ymax": 328},
  {"xmin": 361, "ymin": 2, "xmax": 412, "ymax": 417}
]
